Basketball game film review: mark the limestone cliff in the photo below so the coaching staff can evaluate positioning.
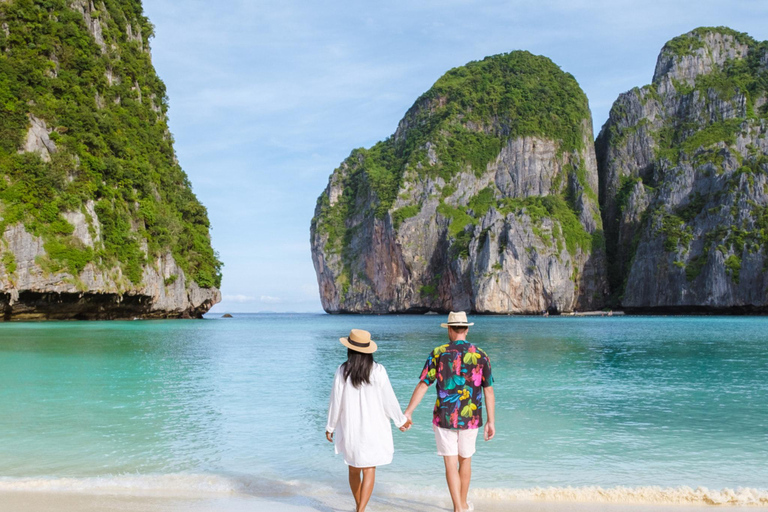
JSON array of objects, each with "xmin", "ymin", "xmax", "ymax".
[
  {"xmin": 311, "ymin": 52, "xmax": 608, "ymax": 314},
  {"xmin": 596, "ymin": 27, "xmax": 768, "ymax": 312},
  {"xmin": 0, "ymin": 0, "xmax": 221, "ymax": 320}
]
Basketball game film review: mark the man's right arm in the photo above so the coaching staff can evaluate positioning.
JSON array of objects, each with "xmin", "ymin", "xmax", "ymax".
[
  {"xmin": 406, "ymin": 350, "xmax": 438, "ymax": 421},
  {"xmin": 403, "ymin": 381, "xmax": 429, "ymax": 420},
  {"xmin": 483, "ymin": 386, "xmax": 496, "ymax": 441}
]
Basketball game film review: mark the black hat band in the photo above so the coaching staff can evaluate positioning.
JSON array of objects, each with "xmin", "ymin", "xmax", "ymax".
[{"xmin": 348, "ymin": 338, "xmax": 371, "ymax": 348}]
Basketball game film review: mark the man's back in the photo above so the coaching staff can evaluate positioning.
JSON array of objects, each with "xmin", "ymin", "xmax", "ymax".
[{"xmin": 420, "ymin": 339, "xmax": 493, "ymax": 429}]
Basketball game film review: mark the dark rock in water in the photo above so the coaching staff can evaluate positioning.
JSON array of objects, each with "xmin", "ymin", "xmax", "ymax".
[
  {"xmin": 0, "ymin": 1, "xmax": 221, "ymax": 321},
  {"xmin": 596, "ymin": 27, "xmax": 768, "ymax": 312},
  {"xmin": 0, "ymin": 290, "xmax": 216, "ymax": 321},
  {"xmin": 222, "ymin": 313, "xmax": 234, "ymax": 318},
  {"xmin": 311, "ymin": 51, "xmax": 608, "ymax": 314}
]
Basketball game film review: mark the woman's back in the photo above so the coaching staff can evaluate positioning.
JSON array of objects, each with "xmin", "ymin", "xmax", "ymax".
[{"xmin": 327, "ymin": 362, "xmax": 407, "ymax": 467}]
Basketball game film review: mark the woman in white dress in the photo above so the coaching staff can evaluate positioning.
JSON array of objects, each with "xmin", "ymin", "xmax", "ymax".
[{"xmin": 326, "ymin": 329, "xmax": 412, "ymax": 512}]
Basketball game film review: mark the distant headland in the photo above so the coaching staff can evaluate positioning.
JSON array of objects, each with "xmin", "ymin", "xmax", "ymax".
[{"xmin": 0, "ymin": 0, "xmax": 221, "ymax": 320}]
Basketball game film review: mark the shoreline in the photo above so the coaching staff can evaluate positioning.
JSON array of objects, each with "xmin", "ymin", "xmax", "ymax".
[
  {"xmin": 4, "ymin": 310, "xmax": 768, "ymax": 322},
  {"xmin": 2, "ymin": 490, "xmax": 765, "ymax": 512},
  {"xmin": 1, "ymin": 476, "xmax": 766, "ymax": 509},
  {"xmin": 319, "ymin": 309, "xmax": 768, "ymax": 317}
]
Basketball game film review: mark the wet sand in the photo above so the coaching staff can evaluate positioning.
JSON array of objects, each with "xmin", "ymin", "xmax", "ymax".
[{"xmin": 0, "ymin": 491, "xmax": 751, "ymax": 512}]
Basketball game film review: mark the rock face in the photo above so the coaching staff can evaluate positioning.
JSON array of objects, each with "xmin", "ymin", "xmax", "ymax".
[
  {"xmin": 22, "ymin": 116, "xmax": 58, "ymax": 162},
  {"xmin": 596, "ymin": 27, "xmax": 768, "ymax": 312},
  {"xmin": 0, "ymin": 0, "xmax": 221, "ymax": 320},
  {"xmin": 311, "ymin": 52, "xmax": 608, "ymax": 314}
]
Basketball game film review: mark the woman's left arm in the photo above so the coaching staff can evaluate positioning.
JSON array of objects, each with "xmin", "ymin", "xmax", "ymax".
[{"xmin": 379, "ymin": 366, "xmax": 410, "ymax": 430}]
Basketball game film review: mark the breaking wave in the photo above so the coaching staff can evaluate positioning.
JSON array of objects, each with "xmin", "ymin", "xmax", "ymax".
[
  {"xmin": 469, "ymin": 485, "xmax": 768, "ymax": 506},
  {"xmin": 0, "ymin": 474, "xmax": 248, "ymax": 496},
  {"xmin": 1, "ymin": 475, "xmax": 767, "ymax": 506}
]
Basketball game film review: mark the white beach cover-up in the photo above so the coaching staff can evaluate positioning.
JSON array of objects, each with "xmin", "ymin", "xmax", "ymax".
[{"xmin": 326, "ymin": 362, "xmax": 407, "ymax": 467}]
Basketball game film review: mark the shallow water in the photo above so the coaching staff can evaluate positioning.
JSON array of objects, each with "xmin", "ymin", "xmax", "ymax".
[{"xmin": 0, "ymin": 314, "xmax": 766, "ymax": 502}]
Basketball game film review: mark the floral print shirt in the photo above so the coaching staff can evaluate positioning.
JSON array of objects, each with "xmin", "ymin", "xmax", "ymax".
[{"xmin": 420, "ymin": 340, "xmax": 493, "ymax": 430}]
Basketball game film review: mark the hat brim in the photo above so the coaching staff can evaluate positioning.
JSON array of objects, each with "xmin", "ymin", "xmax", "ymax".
[
  {"xmin": 339, "ymin": 337, "xmax": 378, "ymax": 354},
  {"xmin": 441, "ymin": 322, "xmax": 474, "ymax": 328}
]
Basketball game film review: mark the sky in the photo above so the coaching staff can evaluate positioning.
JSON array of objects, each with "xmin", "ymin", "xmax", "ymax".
[{"xmin": 140, "ymin": 0, "xmax": 768, "ymax": 313}]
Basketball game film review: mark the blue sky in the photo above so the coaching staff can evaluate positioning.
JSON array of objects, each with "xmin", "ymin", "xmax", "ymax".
[{"xmin": 141, "ymin": 0, "xmax": 768, "ymax": 313}]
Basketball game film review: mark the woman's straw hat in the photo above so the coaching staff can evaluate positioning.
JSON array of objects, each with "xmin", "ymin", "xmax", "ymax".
[
  {"xmin": 339, "ymin": 329, "xmax": 378, "ymax": 354},
  {"xmin": 440, "ymin": 311, "xmax": 475, "ymax": 328}
]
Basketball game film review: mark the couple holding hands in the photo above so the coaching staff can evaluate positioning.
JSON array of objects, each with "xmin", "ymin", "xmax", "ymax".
[{"xmin": 326, "ymin": 312, "xmax": 495, "ymax": 512}]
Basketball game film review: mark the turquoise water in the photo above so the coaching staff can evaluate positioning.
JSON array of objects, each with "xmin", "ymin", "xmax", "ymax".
[{"xmin": 0, "ymin": 314, "xmax": 767, "ymax": 498}]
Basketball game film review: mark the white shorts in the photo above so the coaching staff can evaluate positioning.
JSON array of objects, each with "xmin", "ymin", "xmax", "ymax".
[{"xmin": 433, "ymin": 426, "xmax": 478, "ymax": 458}]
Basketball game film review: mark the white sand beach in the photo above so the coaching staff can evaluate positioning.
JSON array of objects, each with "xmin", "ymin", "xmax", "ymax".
[{"xmin": 1, "ymin": 491, "xmax": 761, "ymax": 512}]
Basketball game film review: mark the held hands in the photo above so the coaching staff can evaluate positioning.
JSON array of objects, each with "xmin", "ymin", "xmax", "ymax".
[
  {"xmin": 484, "ymin": 421, "xmax": 496, "ymax": 441},
  {"xmin": 399, "ymin": 411, "xmax": 414, "ymax": 432},
  {"xmin": 325, "ymin": 431, "xmax": 333, "ymax": 443}
]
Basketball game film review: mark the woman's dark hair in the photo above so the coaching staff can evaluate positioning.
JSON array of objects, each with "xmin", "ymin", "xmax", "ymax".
[{"xmin": 343, "ymin": 348, "xmax": 374, "ymax": 388}]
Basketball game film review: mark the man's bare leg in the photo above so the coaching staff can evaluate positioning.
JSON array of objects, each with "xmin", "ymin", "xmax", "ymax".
[
  {"xmin": 443, "ymin": 455, "xmax": 464, "ymax": 512},
  {"xmin": 357, "ymin": 467, "xmax": 376, "ymax": 512},
  {"xmin": 458, "ymin": 455, "xmax": 472, "ymax": 510},
  {"xmin": 348, "ymin": 466, "xmax": 362, "ymax": 510}
]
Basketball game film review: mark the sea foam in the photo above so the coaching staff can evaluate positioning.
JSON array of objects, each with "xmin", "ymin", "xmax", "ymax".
[
  {"xmin": 1, "ymin": 475, "xmax": 766, "ymax": 506},
  {"xmin": 380, "ymin": 482, "xmax": 768, "ymax": 507},
  {"xmin": 470, "ymin": 485, "xmax": 768, "ymax": 506},
  {"xmin": 0, "ymin": 474, "xmax": 240, "ymax": 496}
]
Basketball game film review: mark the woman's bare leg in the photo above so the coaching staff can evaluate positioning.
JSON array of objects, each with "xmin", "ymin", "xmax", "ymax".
[
  {"xmin": 357, "ymin": 466, "xmax": 376, "ymax": 512},
  {"xmin": 348, "ymin": 466, "xmax": 362, "ymax": 510}
]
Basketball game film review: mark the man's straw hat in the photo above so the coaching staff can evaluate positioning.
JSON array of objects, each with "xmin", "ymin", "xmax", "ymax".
[
  {"xmin": 440, "ymin": 311, "xmax": 475, "ymax": 328},
  {"xmin": 339, "ymin": 329, "xmax": 378, "ymax": 354}
]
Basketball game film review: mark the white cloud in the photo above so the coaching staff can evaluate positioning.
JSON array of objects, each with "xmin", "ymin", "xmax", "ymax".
[
  {"xmin": 221, "ymin": 294, "xmax": 284, "ymax": 304},
  {"xmin": 223, "ymin": 294, "xmax": 256, "ymax": 303}
]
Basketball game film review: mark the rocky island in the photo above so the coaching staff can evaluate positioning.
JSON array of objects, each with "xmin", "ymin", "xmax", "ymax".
[
  {"xmin": 311, "ymin": 51, "xmax": 608, "ymax": 314},
  {"xmin": 597, "ymin": 27, "xmax": 768, "ymax": 313},
  {"xmin": 0, "ymin": 0, "xmax": 221, "ymax": 320},
  {"xmin": 312, "ymin": 27, "xmax": 768, "ymax": 315}
]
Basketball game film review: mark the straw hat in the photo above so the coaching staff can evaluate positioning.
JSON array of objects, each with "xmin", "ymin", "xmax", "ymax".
[
  {"xmin": 339, "ymin": 329, "xmax": 378, "ymax": 354},
  {"xmin": 440, "ymin": 311, "xmax": 475, "ymax": 328}
]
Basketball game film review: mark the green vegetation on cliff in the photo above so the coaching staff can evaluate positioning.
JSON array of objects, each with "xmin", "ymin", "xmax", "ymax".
[
  {"xmin": 423, "ymin": 52, "xmax": 590, "ymax": 153},
  {"xmin": 663, "ymin": 33, "xmax": 706, "ymax": 57},
  {"xmin": 0, "ymin": 0, "xmax": 221, "ymax": 288},
  {"xmin": 624, "ymin": 28, "xmax": 768, "ymax": 168},
  {"xmin": 435, "ymin": 185, "xmax": 596, "ymax": 260},
  {"xmin": 663, "ymin": 27, "xmax": 757, "ymax": 58},
  {"xmin": 314, "ymin": 51, "xmax": 593, "ymax": 257},
  {"xmin": 498, "ymin": 195, "xmax": 595, "ymax": 256}
]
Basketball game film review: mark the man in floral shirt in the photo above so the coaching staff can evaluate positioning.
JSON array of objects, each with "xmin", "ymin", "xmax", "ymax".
[{"xmin": 404, "ymin": 311, "xmax": 495, "ymax": 512}]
